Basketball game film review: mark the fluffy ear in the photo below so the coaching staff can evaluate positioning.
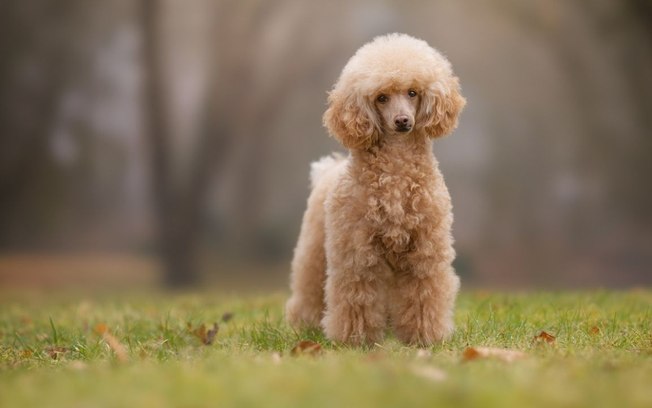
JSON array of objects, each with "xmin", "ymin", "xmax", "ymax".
[
  {"xmin": 323, "ymin": 90, "xmax": 380, "ymax": 149},
  {"xmin": 418, "ymin": 76, "xmax": 466, "ymax": 138}
]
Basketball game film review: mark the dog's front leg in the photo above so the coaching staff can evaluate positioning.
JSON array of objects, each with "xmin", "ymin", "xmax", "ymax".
[
  {"xmin": 321, "ymin": 228, "xmax": 390, "ymax": 346},
  {"xmin": 390, "ymin": 248, "xmax": 460, "ymax": 346}
]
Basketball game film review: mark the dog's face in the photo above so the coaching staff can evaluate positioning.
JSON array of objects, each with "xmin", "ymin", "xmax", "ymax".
[
  {"xmin": 323, "ymin": 34, "xmax": 466, "ymax": 150},
  {"xmin": 374, "ymin": 89, "xmax": 419, "ymax": 135}
]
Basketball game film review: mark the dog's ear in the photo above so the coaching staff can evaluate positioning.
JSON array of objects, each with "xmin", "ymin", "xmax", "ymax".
[
  {"xmin": 323, "ymin": 91, "xmax": 380, "ymax": 149},
  {"xmin": 418, "ymin": 76, "xmax": 466, "ymax": 138}
]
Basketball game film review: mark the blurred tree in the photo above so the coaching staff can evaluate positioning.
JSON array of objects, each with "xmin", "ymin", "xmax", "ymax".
[
  {"xmin": 473, "ymin": 0, "xmax": 652, "ymax": 283},
  {"xmin": 140, "ymin": 0, "xmax": 227, "ymax": 287},
  {"xmin": 0, "ymin": 1, "xmax": 89, "ymax": 247}
]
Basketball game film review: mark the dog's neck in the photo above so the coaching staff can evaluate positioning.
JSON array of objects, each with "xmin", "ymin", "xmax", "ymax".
[{"xmin": 350, "ymin": 130, "xmax": 436, "ymax": 173}]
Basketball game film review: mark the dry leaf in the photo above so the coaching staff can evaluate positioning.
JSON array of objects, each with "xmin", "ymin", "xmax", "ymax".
[
  {"xmin": 94, "ymin": 323, "xmax": 108, "ymax": 335},
  {"xmin": 45, "ymin": 346, "xmax": 68, "ymax": 360},
  {"xmin": 290, "ymin": 340, "xmax": 322, "ymax": 356},
  {"xmin": 410, "ymin": 365, "xmax": 447, "ymax": 382},
  {"xmin": 103, "ymin": 332, "xmax": 128, "ymax": 363},
  {"xmin": 221, "ymin": 312, "xmax": 234, "ymax": 323},
  {"xmin": 190, "ymin": 324, "xmax": 206, "ymax": 342},
  {"xmin": 21, "ymin": 349, "xmax": 33, "ymax": 359},
  {"xmin": 205, "ymin": 323, "xmax": 218, "ymax": 345},
  {"xmin": 415, "ymin": 349, "xmax": 432, "ymax": 359},
  {"xmin": 94, "ymin": 323, "xmax": 128, "ymax": 362},
  {"xmin": 189, "ymin": 323, "xmax": 219, "ymax": 345},
  {"xmin": 463, "ymin": 346, "xmax": 526, "ymax": 362},
  {"xmin": 589, "ymin": 326, "xmax": 600, "ymax": 335},
  {"xmin": 534, "ymin": 331, "xmax": 556, "ymax": 344}
]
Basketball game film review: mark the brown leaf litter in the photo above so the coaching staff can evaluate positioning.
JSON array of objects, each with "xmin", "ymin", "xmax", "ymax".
[
  {"xmin": 188, "ymin": 322, "xmax": 219, "ymax": 345},
  {"xmin": 463, "ymin": 346, "xmax": 526, "ymax": 362},
  {"xmin": 534, "ymin": 330, "xmax": 556, "ymax": 344},
  {"xmin": 290, "ymin": 340, "xmax": 322, "ymax": 356}
]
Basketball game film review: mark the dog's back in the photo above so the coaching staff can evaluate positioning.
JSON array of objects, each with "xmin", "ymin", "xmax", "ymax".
[{"xmin": 309, "ymin": 153, "xmax": 347, "ymax": 190}]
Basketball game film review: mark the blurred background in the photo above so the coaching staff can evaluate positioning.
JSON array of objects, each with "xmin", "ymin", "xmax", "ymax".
[{"xmin": 0, "ymin": 0, "xmax": 650, "ymax": 291}]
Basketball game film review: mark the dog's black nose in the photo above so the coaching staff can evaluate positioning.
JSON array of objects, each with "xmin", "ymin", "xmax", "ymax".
[
  {"xmin": 394, "ymin": 115, "xmax": 412, "ymax": 132},
  {"xmin": 394, "ymin": 116, "xmax": 410, "ymax": 127}
]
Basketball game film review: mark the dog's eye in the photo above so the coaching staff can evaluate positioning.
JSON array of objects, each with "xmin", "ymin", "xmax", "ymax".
[
  {"xmin": 408, "ymin": 89, "xmax": 417, "ymax": 98},
  {"xmin": 376, "ymin": 94, "xmax": 388, "ymax": 103}
]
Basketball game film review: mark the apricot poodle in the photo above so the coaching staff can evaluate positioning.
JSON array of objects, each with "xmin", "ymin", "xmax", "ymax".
[{"xmin": 286, "ymin": 33, "xmax": 466, "ymax": 346}]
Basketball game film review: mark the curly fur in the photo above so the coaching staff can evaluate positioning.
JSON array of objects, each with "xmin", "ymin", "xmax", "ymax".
[{"xmin": 286, "ymin": 33, "xmax": 465, "ymax": 346}]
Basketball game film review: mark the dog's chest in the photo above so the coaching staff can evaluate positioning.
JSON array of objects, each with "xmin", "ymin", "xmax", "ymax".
[{"xmin": 362, "ymin": 165, "xmax": 432, "ymax": 253}]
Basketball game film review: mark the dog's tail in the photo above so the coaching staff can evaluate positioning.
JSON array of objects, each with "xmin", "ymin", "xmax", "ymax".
[{"xmin": 309, "ymin": 153, "xmax": 346, "ymax": 189}]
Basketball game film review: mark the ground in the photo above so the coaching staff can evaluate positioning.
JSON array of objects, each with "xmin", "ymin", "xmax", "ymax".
[{"xmin": 0, "ymin": 290, "xmax": 650, "ymax": 407}]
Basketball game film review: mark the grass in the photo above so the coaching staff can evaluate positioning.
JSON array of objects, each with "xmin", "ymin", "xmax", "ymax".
[{"xmin": 0, "ymin": 290, "xmax": 650, "ymax": 407}]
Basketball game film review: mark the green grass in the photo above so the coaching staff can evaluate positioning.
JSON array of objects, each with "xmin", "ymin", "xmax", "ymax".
[{"xmin": 0, "ymin": 290, "xmax": 650, "ymax": 407}]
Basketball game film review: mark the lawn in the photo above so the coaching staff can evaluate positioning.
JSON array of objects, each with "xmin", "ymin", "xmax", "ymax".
[{"xmin": 0, "ymin": 290, "xmax": 650, "ymax": 407}]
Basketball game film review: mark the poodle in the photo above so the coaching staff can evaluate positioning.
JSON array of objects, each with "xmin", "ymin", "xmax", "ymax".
[{"xmin": 286, "ymin": 33, "xmax": 465, "ymax": 346}]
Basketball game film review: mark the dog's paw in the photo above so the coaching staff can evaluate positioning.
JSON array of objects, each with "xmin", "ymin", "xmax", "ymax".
[
  {"xmin": 393, "ymin": 315, "xmax": 454, "ymax": 346},
  {"xmin": 321, "ymin": 309, "xmax": 385, "ymax": 346},
  {"xmin": 285, "ymin": 297, "xmax": 322, "ymax": 329}
]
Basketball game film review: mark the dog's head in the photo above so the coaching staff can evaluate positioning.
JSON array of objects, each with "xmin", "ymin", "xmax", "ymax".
[{"xmin": 323, "ymin": 33, "xmax": 466, "ymax": 149}]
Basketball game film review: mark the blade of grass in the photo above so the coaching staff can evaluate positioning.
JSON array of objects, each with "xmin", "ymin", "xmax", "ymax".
[{"xmin": 49, "ymin": 317, "xmax": 59, "ymax": 345}]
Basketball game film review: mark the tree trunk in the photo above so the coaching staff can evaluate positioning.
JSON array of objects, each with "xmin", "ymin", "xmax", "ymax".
[
  {"xmin": 159, "ymin": 216, "xmax": 200, "ymax": 287},
  {"xmin": 140, "ymin": 0, "xmax": 202, "ymax": 287},
  {"xmin": 141, "ymin": 0, "xmax": 230, "ymax": 287}
]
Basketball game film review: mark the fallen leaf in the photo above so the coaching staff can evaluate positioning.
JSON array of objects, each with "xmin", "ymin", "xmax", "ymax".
[
  {"xmin": 45, "ymin": 346, "xmax": 68, "ymax": 360},
  {"xmin": 21, "ymin": 349, "xmax": 33, "ymax": 358},
  {"xmin": 290, "ymin": 340, "xmax": 322, "ymax": 356},
  {"xmin": 189, "ymin": 323, "xmax": 219, "ymax": 345},
  {"xmin": 463, "ymin": 346, "xmax": 526, "ymax": 362},
  {"xmin": 94, "ymin": 324, "xmax": 128, "ymax": 362},
  {"xmin": 189, "ymin": 323, "xmax": 205, "ymax": 340},
  {"xmin": 205, "ymin": 323, "xmax": 219, "ymax": 345},
  {"xmin": 410, "ymin": 364, "xmax": 447, "ymax": 382},
  {"xmin": 221, "ymin": 312, "xmax": 234, "ymax": 323},
  {"xmin": 102, "ymin": 331, "xmax": 128, "ymax": 363},
  {"xmin": 534, "ymin": 331, "xmax": 556, "ymax": 344},
  {"xmin": 94, "ymin": 323, "xmax": 108, "ymax": 335},
  {"xmin": 590, "ymin": 326, "xmax": 600, "ymax": 335},
  {"xmin": 415, "ymin": 349, "xmax": 432, "ymax": 359}
]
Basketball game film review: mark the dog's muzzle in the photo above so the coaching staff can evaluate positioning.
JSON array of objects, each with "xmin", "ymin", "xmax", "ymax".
[{"xmin": 394, "ymin": 115, "xmax": 413, "ymax": 132}]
